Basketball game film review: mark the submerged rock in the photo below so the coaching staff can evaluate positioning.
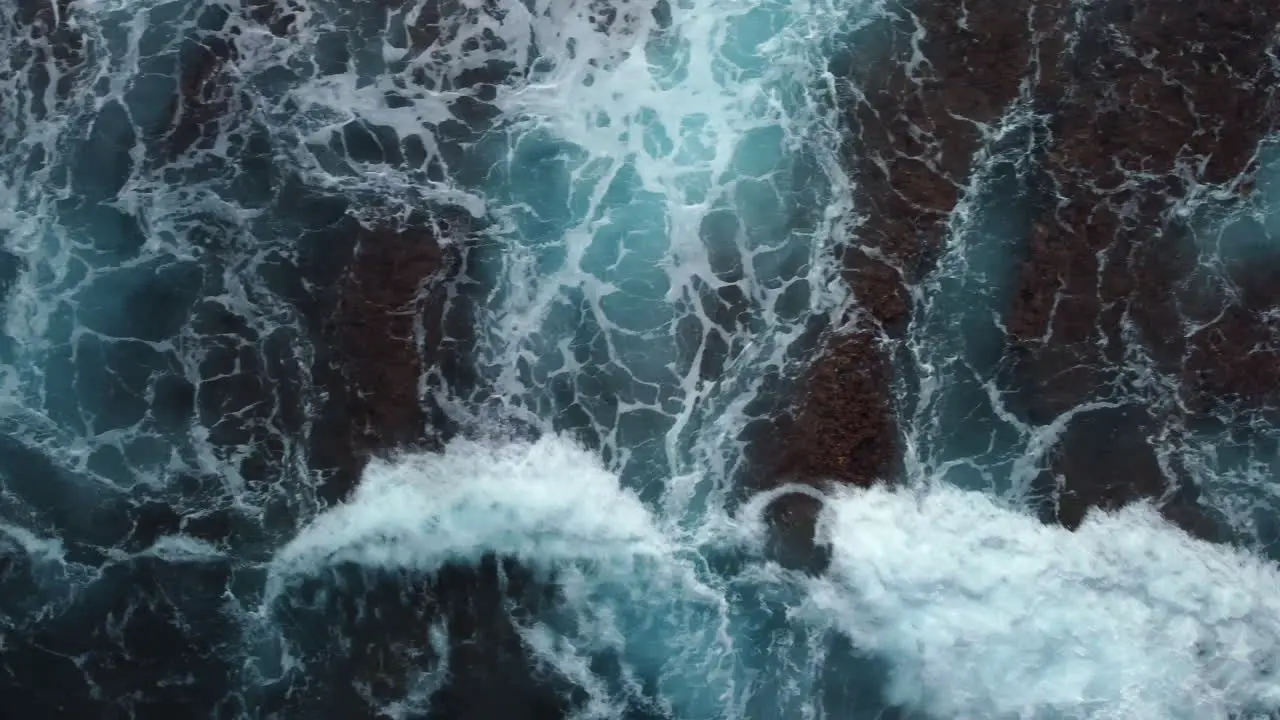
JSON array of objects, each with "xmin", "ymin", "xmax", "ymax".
[
  {"xmin": 266, "ymin": 555, "xmax": 575, "ymax": 720},
  {"xmin": 768, "ymin": 0, "xmax": 1039, "ymax": 489},
  {"xmin": 166, "ymin": 33, "xmax": 239, "ymax": 158},
  {"xmin": 310, "ymin": 220, "xmax": 461, "ymax": 502},
  {"xmin": 762, "ymin": 491, "xmax": 831, "ymax": 575},
  {"xmin": 272, "ymin": 216, "xmax": 590, "ymax": 717},
  {"xmin": 758, "ymin": 0, "xmax": 1040, "ymax": 568},
  {"xmin": 162, "ymin": 0, "xmax": 308, "ymax": 160},
  {"xmin": 770, "ymin": 0, "xmax": 1280, "ymax": 548},
  {"xmin": 1183, "ymin": 259, "xmax": 1280, "ymax": 416},
  {"xmin": 1008, "ymin": 0, "xmax": 1280, "ymax": 534},
  {"xmin": 1042, "ymin": 405, "xmax": 1219, "ymax": 541}
]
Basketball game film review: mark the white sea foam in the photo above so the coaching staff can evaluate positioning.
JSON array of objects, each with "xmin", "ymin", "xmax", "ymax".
[
  {"xmin": 810, "ymin": 482, "xmax": 1280, "ymax": 719},
  {"xmin": 267, "ymin": 436, "xmax": 671, "ymax": 585},
  {"xmin": 0, "ymin": 521, "xmax": 66, "ymax": 565},
  {"xmin": 269, "ymin": 435, "xmax": 1280, "ymax": 719},
  {"xmin": 267, "ymin": 435, "xmax": 826, "ymax": 718},
  {"xmin": 432, "ymin": 0, "xmax": 865, "ymax": 496}
]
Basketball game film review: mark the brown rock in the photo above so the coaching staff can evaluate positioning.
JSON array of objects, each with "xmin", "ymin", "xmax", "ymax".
[
  {"xmin": 317, "ymin": 221, "xmax": 459, "ymax": 500},
  {"xmin": 772, "ymin": 0, "xmax": 1042, "ymax": 491},
  {"xmin": 757, "ymin": 2, "xmax": 1056, "ymax": 569},
  {"xmin": 762, "ymin": 491, "xmax": 830, "ymax": 575},
  {"xmin": 164, "ymin": 0, "xmax": 316, "ymax": 160},
  {"xmin": 1183, "ymin": 262, "xmax": 1280, "ymax": 414},
  {"xmin": 1009, "ymin": 0, "xmax": 1280, "ymax": 532},
  {"xmin": 1046, "ymin": 405, "xmax": 1173, "ymax": 529},
  {"xmin": 772, "ymin": 327, "xmax": 896, "ymax": 489},
  {"xmin": 767, "ymin": 0, "xmax": 1280, "ymax": 543}
]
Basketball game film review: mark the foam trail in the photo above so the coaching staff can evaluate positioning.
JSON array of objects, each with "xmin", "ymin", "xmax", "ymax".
[
  {"xmin": 454, "ymin": 0, "xmax": 866, "ymax": 501},
  {"xmin": 809, "ymin": 483, "xmax": 1280, "ymax": 719}
]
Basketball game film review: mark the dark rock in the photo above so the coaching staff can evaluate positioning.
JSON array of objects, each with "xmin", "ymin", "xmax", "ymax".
[
  {"xmin": 424, "ymin": 557, "xmax": 579, "ymax": 720},
  {"xmin": 770, "ymin": 0, "xmax": 1040, "ymax": 493},
  {"xmin": 770, "ymin": 0, "xmax": 1280, "ymax": 542},
  {"xmin": 266, "ymin": 555, "xmax": 575, "ymax": 720},
  {"xmin": 166, "ymin": 34, "xmax": 239, "ymax": 158},
  {"xmin": 1008, "ymin": 0, "xmax": 1280, "ymax": 532},
  {"xmin": 1042, "ymin": 406, "xmax": 1171, "ymax": 527},
  {"xmin": 770, "ymin": 329, "xmax": 896, "ymax": 489},
  {"xmin": 833, "ymin": 0, "xmax": 1042, "ymax": 286},
  {"xmin": 310, "ymin": 220, "xmax": 460, "ymax": 502},
  {"xmin": 338, "ymin": 224, "xmax": 444, "ymax": 444},
  {"xmin": 164, "ymin": 0, "xmax": 317, "ymax": 160},
  {"xmin": 1183, "ymin": 259, "xmax": 1280, "ymax": 415},
  {"xmin": 1, "ymin": 557, "xmax": 238, "ymax": 718},
  {"xmin": 762, "ymin": 491, "xmax": 830, "ymax": 575}
]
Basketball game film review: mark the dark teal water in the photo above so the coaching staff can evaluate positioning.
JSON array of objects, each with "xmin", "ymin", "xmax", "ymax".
[{"xmin": 3, "ymin": 0, "xmax": 1280, "ymax": 718}]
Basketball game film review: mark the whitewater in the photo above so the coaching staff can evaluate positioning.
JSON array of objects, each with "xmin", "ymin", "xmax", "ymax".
[{"xmin": 2, "ymin": 0, "xmax": 1280, "ymax": 717}]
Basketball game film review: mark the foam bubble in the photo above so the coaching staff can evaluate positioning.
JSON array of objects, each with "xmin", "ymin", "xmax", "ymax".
[{"xmin": 810, "ymin": 483, "xmax": 1280, "ymax": 719}]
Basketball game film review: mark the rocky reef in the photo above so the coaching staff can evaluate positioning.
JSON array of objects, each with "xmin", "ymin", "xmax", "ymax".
[
  {"xmin": 1008, "ymin": 0, "xmax": 1280, "ymax": 533},
  {"xmin": 776, "ymin": 0, "xmax": 1042, "ymax": 488},
  {"xmin": 166, "ymin": 32, "xmax": 240, "ymax": 158},
  {"xmin": 759, "ymin": 0, "xmax": 1044, "ymax": 571},
  {"xmin": 770, "ymin": 0, "xmax": 1280, "ymax": 543},
  {"xmin": 306, "ymin": 220, "xmax": 459, "ymax": 502}
]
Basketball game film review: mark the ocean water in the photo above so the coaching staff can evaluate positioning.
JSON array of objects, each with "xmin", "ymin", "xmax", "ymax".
[{"xmin": 2, "ymin": 0, "xmax": 1280, "ymax": 718}]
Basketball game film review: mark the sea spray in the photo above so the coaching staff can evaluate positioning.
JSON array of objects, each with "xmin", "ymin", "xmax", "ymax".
[
  {"xmin": 266, "ymin": 437, "xmax": 672, "ymax": 587},
  {"xmin": 265, "ymin": 435, "xmax": 834, "ymax": 718},
  {"xmin": 809, "ymin": 482, "xmax": 1280, "ymax": 719}
]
